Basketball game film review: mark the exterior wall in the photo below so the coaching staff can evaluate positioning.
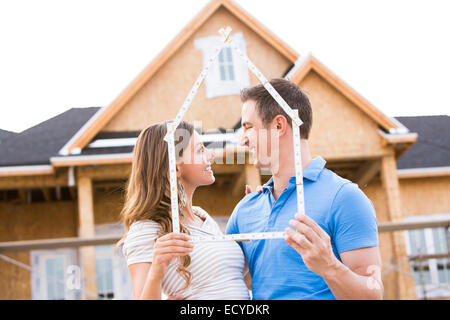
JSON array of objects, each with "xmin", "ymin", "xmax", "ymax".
[
  {"xmin": 299, "ymin": 70, "xmax": 385, "ymax": 160},
  {"xmin": 0, "ymin": 201, "xmax": 78, "ymax": 299},
  {"xmin": 399, "ymin": 176, "xmax": 450, "ymax": 217},
  {"xmin": 103, "ymin": 6, "xmax": 292, "ymax": 133}
]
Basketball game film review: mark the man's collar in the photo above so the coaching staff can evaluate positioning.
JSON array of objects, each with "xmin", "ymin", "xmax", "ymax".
[{"xmin": 261, "ymin": 156, "xmax": 327, "ymax": 192}]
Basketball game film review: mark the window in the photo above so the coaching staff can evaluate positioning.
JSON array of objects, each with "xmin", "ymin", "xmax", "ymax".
[
  {"xmin": 218, "ymin": 47, "xmax": 235, "ymax": 81},
  {"xmin": 45, "ymin": 257, "xmax": 65, "ymax": 300},
  {"xmin": 404, "ymin": 213, "xmax": 450, "ymax": 299},
  {"xmin": 31, "ymin": 248, "xmax": 80, "ymax": 300},
  {"xmin": 95, "ymin": 245, "xmax": 115, "ymax": 299},
  {"xmin": 194, "ymin": 32, "xmax": 250, "ymax": 98},
  {"xmin": 94, "ymin": 223, "xmax": 133, "ymax": 300}
]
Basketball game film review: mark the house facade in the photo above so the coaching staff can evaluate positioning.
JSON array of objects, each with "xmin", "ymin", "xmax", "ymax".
[{"xmin": 0, "ymin": 0, "xmax": 449, "ymax": 300}]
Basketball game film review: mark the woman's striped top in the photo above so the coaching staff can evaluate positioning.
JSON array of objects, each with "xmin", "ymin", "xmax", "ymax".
[{"xmin": 122, "ymin": 206, "xmax": 250, "ymax": 300}]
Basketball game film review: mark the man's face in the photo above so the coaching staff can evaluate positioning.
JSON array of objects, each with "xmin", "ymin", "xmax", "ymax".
[{"xmin": 239, "ymin": 100, "xmax": 278, "ymax": 170}]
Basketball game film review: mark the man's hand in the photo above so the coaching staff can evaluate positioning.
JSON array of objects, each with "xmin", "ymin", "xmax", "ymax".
[
  {"xmin": 285, "ymin": 213, "xmax": 341, "ymax": 279},
  {"xmin": 245, "ymin": 184, "xmax": 263, "ymax": 195}
]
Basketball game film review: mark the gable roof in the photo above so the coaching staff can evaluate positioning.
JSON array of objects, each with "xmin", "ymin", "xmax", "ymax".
[
  {"xmin": 395, "ymin": 115, "xmax": 450, "ymax": 169},
  {"xmin": 289, "ymin": 54, "xmax": 409, "ymax": 134},
  {"xmin": 0, "ymin": 107, "xmax": 100, "ymax": 167},
  {"xmin": 59, "ymin": 0, "xmax": 299, "ymax": 156}
]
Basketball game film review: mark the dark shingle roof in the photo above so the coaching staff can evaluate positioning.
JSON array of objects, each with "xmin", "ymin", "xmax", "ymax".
[
  {"xmin": 1, "ymin": 108, "xmax": 448, "ymax": 170},
  {"xmin": 0, "ymin": 107, "xmax": 100, "ymax": 167},
  {"xmin": 395, "ymin": 115, "xmax": 450, "ymax": 169},
  {"xmin": 0, "ymin": 129, "xmax": 16, "ymax": 145}
]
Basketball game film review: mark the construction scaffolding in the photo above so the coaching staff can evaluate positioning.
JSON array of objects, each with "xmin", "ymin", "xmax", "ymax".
[{"xmin": 1, "ymin": 218, "xmax": 449, "ymax": 300}]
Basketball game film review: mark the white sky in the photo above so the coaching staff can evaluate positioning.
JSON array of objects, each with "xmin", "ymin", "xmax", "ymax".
[{"xmin": 0, "ymin": 0, "xmax": 449, "ymax": 133}]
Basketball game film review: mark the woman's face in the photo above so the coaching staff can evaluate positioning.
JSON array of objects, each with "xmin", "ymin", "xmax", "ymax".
[{"xmin": 177, "ymin": 130, "xmax": 215, "ymax": 188}]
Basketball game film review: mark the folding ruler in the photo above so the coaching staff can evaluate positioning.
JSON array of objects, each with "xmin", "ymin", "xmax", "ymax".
[{"xmin": 164, "ymin": 27, "xmax": 305, "ymax": 242}]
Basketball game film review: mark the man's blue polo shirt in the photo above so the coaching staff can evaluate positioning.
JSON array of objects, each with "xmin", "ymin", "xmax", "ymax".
[{"xmin": 226, "ymin": 156, "xmax": 378, "ymax": 300}]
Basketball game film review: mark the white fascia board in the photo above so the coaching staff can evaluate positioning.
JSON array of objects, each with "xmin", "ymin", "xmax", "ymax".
[
  {"xmin": 87, "ymin": 138, "xmax": 138, "ymax": 148},
  {"xmin": 0, "ymin": 164, "xmax": 54, "ymax": 176},
  {"xmin": 58, "ymin": 107, "xmax": 107, "ymax": 156}
]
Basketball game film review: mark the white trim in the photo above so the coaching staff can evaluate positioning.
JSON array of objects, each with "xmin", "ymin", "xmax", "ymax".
[
  {"xmin": 87, "ymin": 138, "xmax": 137, "ymax": 148},
  {"xmin": 397, "ymin": 166, "xmax": 450, "ymax": 179},
  {"xmin": 284, "ymin": 54, "xmax": 310, "ymax": 80},
  {"xmin": 0, "ymin": 164, "xmax": 53, "ymax": 175},
  {"xmin": 378, "ymin": 129, "xmax": 417, "ymax": 141},
  {"xmin": 50, "ymin": 153, "xmax": 133, "ymax": 165},
  {"xmin": 200, "ymin": 132, "xmax": 238, "ymax": 143},
  {"xmin": 68, "ymin": 166, "xmax": 75, "ymax": 187},
  {"xmin": 80, "ymin": 133, "xmax": 238, "ymax": 149},
  {"xmin": 58, "ymin": 107, "xmax": 107, "ymax": 156}
]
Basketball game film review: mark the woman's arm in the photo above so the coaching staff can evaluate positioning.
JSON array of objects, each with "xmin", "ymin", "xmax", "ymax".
[{"xmin": 128, "ymin": 233, "xmax": 193, "ymax": 300}]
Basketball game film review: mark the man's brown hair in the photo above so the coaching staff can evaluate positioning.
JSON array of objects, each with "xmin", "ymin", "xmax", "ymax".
[{"xmin": 240, "ymin": 78, "xmax": 313, "ymax": 139}]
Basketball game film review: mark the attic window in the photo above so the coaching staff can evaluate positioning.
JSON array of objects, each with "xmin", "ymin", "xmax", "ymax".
[
  {"xmin": 194, "ymin": 32, "xmax": 250, "ymax": 98},
  {"xmin": 218, "ymin": 47, "xmax": 235, "ymax": 81}
]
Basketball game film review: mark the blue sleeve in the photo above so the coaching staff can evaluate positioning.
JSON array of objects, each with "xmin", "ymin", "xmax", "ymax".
[{"xmin": 330, "ymin": 182, "xmax": 379, "ymax": 254}]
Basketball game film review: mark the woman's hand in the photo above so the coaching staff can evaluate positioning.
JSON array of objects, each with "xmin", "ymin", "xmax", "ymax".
[{"xmin": 151, "ymin": 233, "xmax": 193, "ymax": 278}]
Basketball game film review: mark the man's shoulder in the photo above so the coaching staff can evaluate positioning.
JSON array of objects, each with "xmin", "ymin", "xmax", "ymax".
[
  {"xmin": 232, "ymin": 191, "xmax": 264, "ymax": 216},
  {"xmin": 318, "ymin": 167, "xmax": 353, "ymax": 194}
]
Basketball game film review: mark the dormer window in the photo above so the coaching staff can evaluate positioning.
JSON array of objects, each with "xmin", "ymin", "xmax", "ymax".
[{"xmin": 194, "ymin": 32, "xmax": 250, "ymax": 98}]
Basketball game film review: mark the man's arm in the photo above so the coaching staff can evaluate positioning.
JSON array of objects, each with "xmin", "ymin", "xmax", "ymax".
[{"xmin": 285, "ymin": 213, "xmax": 383, "ymax": 300}]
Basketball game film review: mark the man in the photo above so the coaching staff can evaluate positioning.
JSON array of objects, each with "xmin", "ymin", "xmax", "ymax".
[{"xmin": 226, "ymin": 78, "xmax": 383, "ymax": 300}]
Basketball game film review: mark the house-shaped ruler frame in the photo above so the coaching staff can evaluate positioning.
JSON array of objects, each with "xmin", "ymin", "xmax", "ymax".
[{"xmin": 163, "ymin": 27, "xmax": 305, "ymax": 242}]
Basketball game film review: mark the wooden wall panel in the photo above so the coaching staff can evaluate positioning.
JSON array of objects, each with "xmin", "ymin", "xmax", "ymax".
[
  {"xmin": 299, "ymin": 70, "xmax": 385, "ymax": 159},
  {"xmin": 399, "ymin": 176, "xmax": 450, "ymax": 217}
]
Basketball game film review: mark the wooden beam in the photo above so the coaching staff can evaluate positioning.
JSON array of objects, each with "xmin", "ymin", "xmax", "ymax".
[
  {"xmin": 354, "ymin": 159, "xmax": 380, "ymax": 188},
  {"xmin": 378, "ymin": 218, "xmax": 450, "ymax": 233},
  {"xmin": 380, "ymin": 154, "xmax": 416, "ymax": 299},
  {"xmin": 77, "ymin": 176, "xmax": 98, "ymax": 299},
  {"xmin": 0, "ymin": 235, "xmax": 122, "ymax": 253},
  {"xmin": 0, "ymin": 173, "xmax": 68, "ymax": 190},
  {"xmin": 409, "ymin": 252, "xmax": 450, "ymax": 261},
  {"xmin": 77, "ymin": 164, "xmax": 131, "ymax": 180}
]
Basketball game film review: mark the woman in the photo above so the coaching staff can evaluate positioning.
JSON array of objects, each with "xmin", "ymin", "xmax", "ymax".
[{"xmin": 119, "ymin": 121, "xmax": 250, "ymax": 300}]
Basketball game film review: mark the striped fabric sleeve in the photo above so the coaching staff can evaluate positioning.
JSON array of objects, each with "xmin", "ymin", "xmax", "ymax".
[{"xmin": 122, "ymin": 221, "xmax": 161, "ymax": 266}]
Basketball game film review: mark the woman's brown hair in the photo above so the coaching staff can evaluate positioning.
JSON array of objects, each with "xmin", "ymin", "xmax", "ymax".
[{"xmin": 118, "ymin": 120, "xmax": 195, "ymax": 289}]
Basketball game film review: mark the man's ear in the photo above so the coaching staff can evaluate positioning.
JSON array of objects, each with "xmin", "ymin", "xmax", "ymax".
[{"xmin": 272, "ymin": 115, "xmax": 289, "ymax": 137}]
